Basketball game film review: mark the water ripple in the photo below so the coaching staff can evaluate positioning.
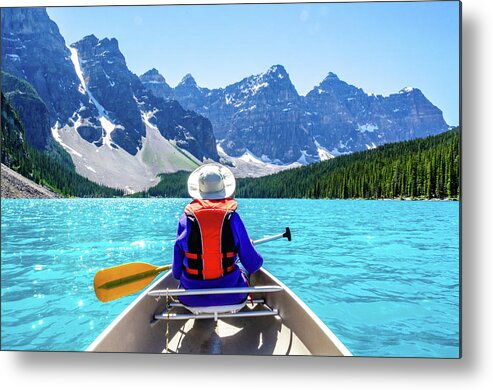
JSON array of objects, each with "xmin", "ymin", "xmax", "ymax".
[{"xmin": 1, "ymin": 198, "xmax": 459, "ymax": 357}]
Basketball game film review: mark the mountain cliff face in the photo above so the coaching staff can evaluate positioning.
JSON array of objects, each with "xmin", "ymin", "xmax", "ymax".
[
  {"xmin": 70, "ymin": 34, "xmax": 218, "ymax": 159},
  {"xmin": 218, "ymin": 65, "xmax": 317, "ymax": 163},
  {"xmin": 305, "ymin": 73, "xmax": 450, "ymax": 155},
  {"xmin": 1, "ymin": 8, "xmax": 98, "ymax": 129},
  {"xmin": 2, "ymin": 72, "xmax": 51, "ymax": 150},
  {"xmin": 1, "ymin": 7, "xmax": 218, "ymax": 192},
  {"xmin": 70, "ymin": 34, "xmax": 145, "ymax": 153},
  {"xmin": 141, "ymin": 67, "xmax": 450, "ymax": 164}
]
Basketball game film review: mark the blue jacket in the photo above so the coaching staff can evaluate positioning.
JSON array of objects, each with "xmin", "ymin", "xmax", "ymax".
[{"xmin": 173, "ymin": 210, "xmax": 263, "ymax": 307}]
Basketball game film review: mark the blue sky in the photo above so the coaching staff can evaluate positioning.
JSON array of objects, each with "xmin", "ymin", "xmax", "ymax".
[{"xmin": 47, "ymin": 1, "xmax": 460, "ymax": 125}]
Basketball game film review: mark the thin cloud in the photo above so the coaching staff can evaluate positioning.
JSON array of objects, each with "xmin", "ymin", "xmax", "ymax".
[
  {"xmin": 300, "ymin": 9, "xmax": 310, "ymax": 23},
  {"xmin": 134, "ymin": 16, "xmax": 143, "ymax": 26}
]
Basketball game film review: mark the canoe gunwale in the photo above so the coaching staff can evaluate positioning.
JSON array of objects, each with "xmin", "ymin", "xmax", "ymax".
[
  {"xmin": 259, "ymin": 268, "xmax": 352, "ymax": 356},
  {"xmin": 86, "ymin": 270, "xmax": 174, "ymax": 352}
]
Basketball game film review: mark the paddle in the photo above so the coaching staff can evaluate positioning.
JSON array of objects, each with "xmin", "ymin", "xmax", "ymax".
[{"xmin": 94, "ymin": 227, "xmax": 292, "ymax": 302}]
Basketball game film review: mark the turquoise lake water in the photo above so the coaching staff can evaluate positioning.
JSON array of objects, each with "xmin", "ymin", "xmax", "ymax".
[{"xmin": 1, "ymin": 198, "xmax": 460, "ymax": 357}]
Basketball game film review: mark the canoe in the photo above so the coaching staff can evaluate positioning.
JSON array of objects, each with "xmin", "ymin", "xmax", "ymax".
[{"xmin": 87, "ymin": 267, "xmax": 352, "ymax": 356}]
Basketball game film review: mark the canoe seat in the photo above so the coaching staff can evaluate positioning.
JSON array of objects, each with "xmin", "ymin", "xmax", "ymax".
[
  {"xmin": 150, "ymin": 287, "xmax": 283, "ymax": 323},
  {"xmin": 183, "ymin": 302, "xmax": 247, "ymax": 315}
]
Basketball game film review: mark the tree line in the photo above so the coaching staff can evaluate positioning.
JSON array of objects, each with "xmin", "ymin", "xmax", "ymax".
[
  {"xmin": 235, "ymin": 129, "xmax": 460, "ymax": 199},
  {"xmin": 130, "ymin": 171, "xmax": 190, "ymax": 198},
  {"xmin": 140, "ymin": 128, "xmax": 460, "ymax": 200}
]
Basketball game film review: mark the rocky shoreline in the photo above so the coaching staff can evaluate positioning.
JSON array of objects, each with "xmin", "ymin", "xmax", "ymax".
[{"xmin": 1, "ymin": 163, "xmax": 61, "ymax": 199}]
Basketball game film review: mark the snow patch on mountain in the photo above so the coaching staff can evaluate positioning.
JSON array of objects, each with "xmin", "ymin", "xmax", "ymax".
[
  {"xmin": 329, "ymin": 139, "xmax": 353, "ymax": 157},
  {"xmin": 238, "ymin": 149, "xmax": 268, "ymax": 164},
  {"xmin": 102, "ymin": 68, "xmax": 115, "ymax": 87},
  {"xmin": 141, "ymin": 109, "xmax": 159, "ymax": 130},
  {"xmin": 6, "ymin": 53, "xmax": 20, "ymax": 61},
  {"xmin": 69, "ymin": 46, "xmax": 118, "ymax": 149},
  {"xmin": 297, "ymin": 150, "xmax": 309, "ymax": 165},
  {"xmin": 251, "ymin": 82, "xmax": 269, "ymax": 95},
  {"xmin": 216, "ymin": 143, "xmax": 300, "ymax": 178},
  {"xmin": 70, "ymin": 113, "xmax": 83, "ymax": 132},
  {"xmin": 314, "ymin": 139, "xmax": 335, "ymax": 161},
  {"xmin": 51, "ymin": 122, "xmax": 83, "ymax": 158},
  {"xmin": 100, "ymin": 117, "xmax": 116, "ymax": 147},
  {"xmin": 357, "ymin": 123, "xmax": 379, "ymax": 133},
  {"xmin": 400, "ymin": 87, "xmax": 416, "ymax": 93},
  {"xmin": 69, "ymin": 46, "xmax": 88, "ymax": 94}
]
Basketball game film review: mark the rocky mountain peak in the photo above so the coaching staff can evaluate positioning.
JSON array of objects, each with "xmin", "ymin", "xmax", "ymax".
[
  {"xmin": 265, "ymin": 64, "xmax": 288, "ymax": 77},
  {"xmin": 73, "ymin": 35, "xmax": 125, "ymax": 62},
  {"xmin": 140, "ymin": 68, "xmax": 173, "ymax": 100},
  {"xmin": 178, "ymin": 73, "xmax": 198, "ymax": 87},
  {"xmin": 322, "ymin": 71, "xmax": 340, "ymax": 82},
  {"xmin": 174, "ymin": 73, "xmax": 206, "ymax": 106},
  {"xmin": 234, "ymin": 64, "xmax": 298, "ymax": 100},
  {"xmin": 1, "ymin": 7, "xmax": 94, "ymax": 129},
  {"xmin": 100, "ymin": 37, "xmax": 118, "ymax": 46},
  {"xmin": 313, "ymin": 71, "xmax": 364, "ymax": 99},
  {"xmin": 319, "ymin": 72, "xmax": 346, "ymax": 88},
  {"xmin": 1, "ymin": 7, "xmax": 59, "ymax": 36},
  {"xmin": 399, "ymin": 86, "xmax": 422, "ymax": 96},
  {"xmin": 96, "ymin": 37, "xmax": 121, "ymax": 53},
  {"xmin": 140, "ymin": 68, "xmax": 168, "ymax": 85},
  {"xmin": 258, "ymin": 64, "xmax": 292, "ymax": 86},
  {"xmin": 80, "ymin": 34, "xmax": 99, "ymax": 45},
  {"xmin": 142, "ymin": 68, "xmax": 161, "ymax": 77}
]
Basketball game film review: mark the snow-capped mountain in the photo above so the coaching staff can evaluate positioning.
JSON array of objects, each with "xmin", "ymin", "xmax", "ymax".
[
  {"xmin": 2, "ymin": 7, "xmax": 451, "ymax": 191},
  {"xmin": 305, "ymin": 72, "xmax": 450, "ymax": 156},
  {"xmin": 69, "ymin": 34, "xmax": 218, "ymax": 160},
  {"xmin": 1, "ymin": 7, "xmax": 99, "ymax": 149},
  {"xmin": 1, "ymin": 8, "xmax": 218, "ymax": 192},
  {"xmin": 140, "ymin": 66, "xmax": 450, "ymax": 164},
  {"xmin": 219, "ymin": 65, "xmax": 318, "ymax": 164}
]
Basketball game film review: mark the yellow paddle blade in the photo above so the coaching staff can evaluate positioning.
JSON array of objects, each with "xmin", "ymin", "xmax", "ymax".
[{"xmin": 94, "ymin": 262, "xmax": 171, "ymax": 303}]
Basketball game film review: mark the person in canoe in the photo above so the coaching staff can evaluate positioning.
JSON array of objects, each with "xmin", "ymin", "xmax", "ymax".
[{"xmin": 173, "ymin": 163, "xmax": 263, "ymax": 307}]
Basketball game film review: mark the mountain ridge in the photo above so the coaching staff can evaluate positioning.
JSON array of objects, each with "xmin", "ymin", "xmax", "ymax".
[
  {"xmin": 2, "ymin": 7, "xmax": 452, "ymax": 193},
  {"xmin": 140, "ymin": 66, "xmax": 450, "ymax": 165}
]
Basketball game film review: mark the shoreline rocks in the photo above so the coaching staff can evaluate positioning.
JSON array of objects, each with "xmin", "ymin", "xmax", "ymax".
[{"xmin": 1, "ymin": 163, "xmax": 61, "ymax": 199}]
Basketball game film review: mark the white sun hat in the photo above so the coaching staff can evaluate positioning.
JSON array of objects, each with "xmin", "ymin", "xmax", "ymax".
[{"xmin": 187, "ymin": 163, "xmax": 236, "ymax": 200}]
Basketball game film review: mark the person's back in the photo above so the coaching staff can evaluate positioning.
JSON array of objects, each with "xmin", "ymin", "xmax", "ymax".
[{"xmin": 173, "ymin": 163, "xmax": 263, "ymax": 307}]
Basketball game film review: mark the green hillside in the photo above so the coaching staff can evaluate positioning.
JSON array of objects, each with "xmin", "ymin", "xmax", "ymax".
[
  {"xmin": 1, "ymin": 93, "xmax": 123, "ymax": 198},
  {"xmin": 128, "ymin": 171, "xmax": 190, "ymax": 198}
]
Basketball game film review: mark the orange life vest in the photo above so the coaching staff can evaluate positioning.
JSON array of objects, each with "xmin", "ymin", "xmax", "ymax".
[{"xmin": 183, "ymin": 198, "xmax": 238, "ymax": 280}]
